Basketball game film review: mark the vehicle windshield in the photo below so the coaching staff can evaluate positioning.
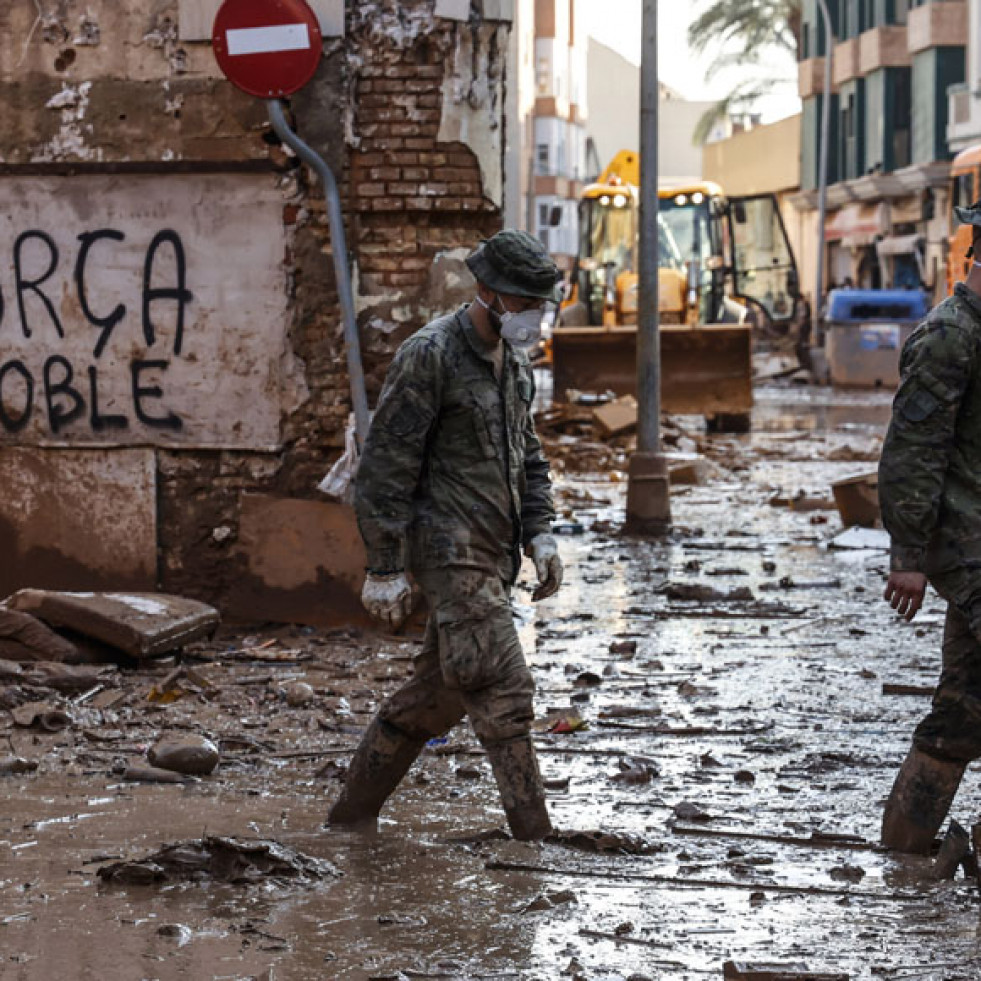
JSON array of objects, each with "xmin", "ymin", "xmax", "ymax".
[
  {"xmin": 580, "ymin": 193, "xmax": 683, "ymax": 271},
  {"xmin": 658, "ymin": 192, "xmax": 716, "ymax": 267}
]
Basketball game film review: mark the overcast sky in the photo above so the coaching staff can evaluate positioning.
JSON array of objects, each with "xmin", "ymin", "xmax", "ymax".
[{"xmin": 580, "ymin": 0, "xmax": 801, "ymax": 122}]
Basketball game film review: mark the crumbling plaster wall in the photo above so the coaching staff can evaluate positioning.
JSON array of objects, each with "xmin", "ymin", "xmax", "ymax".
[{"xmin": 0, "ymin": 0, "xmax": 512, "ymax": 616}]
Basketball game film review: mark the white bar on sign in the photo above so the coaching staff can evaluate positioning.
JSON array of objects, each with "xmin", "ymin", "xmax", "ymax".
[{"xmin": 226, "ymin": 23, "xmax": 310, "ymax": 56}]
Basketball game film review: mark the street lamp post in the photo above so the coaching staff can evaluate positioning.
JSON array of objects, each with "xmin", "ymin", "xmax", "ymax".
[
  {"xmin": 813, "ymin": 0, "xmax": 834, "ymax": 346},
  {"xmin": 625, "ymin": 0, "xmax": 671, "ymax": 535}
]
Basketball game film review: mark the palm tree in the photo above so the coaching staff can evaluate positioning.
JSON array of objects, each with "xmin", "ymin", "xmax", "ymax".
[{"xmin": 687, "ymin": 0, "xmax": 803, "ymax": 143}]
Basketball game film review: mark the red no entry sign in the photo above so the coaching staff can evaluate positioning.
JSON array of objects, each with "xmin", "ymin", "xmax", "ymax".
[{"xmin": 212, "ymin": 0, "xmax": 323, "ymax": 98}]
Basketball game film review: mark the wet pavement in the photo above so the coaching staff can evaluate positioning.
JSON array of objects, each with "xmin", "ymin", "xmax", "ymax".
[{"xmin": 3, "ymin": 382, "xmax": 981, "ymax": 980}]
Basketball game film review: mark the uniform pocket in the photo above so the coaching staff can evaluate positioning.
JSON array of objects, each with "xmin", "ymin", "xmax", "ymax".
[{"xmin": 436, "ymin": 606, "xmax": 514, "ymax": 691}]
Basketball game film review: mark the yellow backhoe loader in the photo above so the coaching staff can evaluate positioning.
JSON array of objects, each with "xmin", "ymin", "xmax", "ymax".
[{"xmin": 552, "ymin": 150, "xmax": 801, "ymax": 430}]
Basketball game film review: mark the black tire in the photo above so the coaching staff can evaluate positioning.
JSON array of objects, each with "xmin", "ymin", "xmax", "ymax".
[{"xmin": 706, "ymin": 412, "xmax": 751, "ymax": 434}]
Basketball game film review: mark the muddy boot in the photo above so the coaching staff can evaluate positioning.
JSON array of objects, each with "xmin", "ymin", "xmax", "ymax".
[
  {"xmin": 484, "ymin": 735, "xmax": 553, "ymax": 841},
  {"xmin": 327, "ymin": 718, "xmax": 427, "ymax": 828},
  {"xmin": 881, "ymin": 747, "xmax": 967, "ymax": 855}
]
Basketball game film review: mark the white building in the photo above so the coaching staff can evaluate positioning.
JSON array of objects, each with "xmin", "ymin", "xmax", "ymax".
[{"xmin": 947, "ymin": 0, "xmax": 981, "ymax": 152}]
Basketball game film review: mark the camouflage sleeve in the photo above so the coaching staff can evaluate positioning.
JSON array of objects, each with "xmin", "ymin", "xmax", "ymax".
[
  {"xmin": 353, "ymin": 335, "xmax": 443, "ymax": 572},
  {"xmin": 520, "ymin": 373, "xmax": 556, "ymax": 544},
  {"xmin": 879, "ymin": 317, "xmax": 977, "ymax": 572}
]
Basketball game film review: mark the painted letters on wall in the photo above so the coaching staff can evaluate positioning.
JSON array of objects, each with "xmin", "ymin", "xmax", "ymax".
[{"xmin": 0, "ymin": 174, "xmax": 304, "ymax": 449}]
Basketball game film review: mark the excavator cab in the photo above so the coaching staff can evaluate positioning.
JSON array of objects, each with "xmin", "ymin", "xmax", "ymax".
[{"xmin": 726, "ymin": 193, "xmax": 800, "ymax": 331}]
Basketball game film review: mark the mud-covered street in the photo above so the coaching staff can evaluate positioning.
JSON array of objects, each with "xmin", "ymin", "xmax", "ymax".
[{"xmin": 3, "ymin": 382, "xmax": 981, "ymax": 981}]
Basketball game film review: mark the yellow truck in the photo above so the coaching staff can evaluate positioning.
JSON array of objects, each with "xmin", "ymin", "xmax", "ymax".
[{"xmin": 552, "ymin": 150, "xmax": 801, "ymax": 430}]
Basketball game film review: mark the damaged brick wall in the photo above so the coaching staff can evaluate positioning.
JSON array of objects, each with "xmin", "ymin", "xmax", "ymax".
[{"xmin": 0, "ymin": 0, "xmax": 511, "ymax": 619}]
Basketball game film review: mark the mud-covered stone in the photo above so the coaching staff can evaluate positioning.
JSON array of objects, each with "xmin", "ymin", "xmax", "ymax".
[
  {"xmin": 148, "ymin": 735, "xmax": 220, "ymax": 775},
  {"xmin": 282, "ymin": 681, "xmax": 316, "ymax": 707}
]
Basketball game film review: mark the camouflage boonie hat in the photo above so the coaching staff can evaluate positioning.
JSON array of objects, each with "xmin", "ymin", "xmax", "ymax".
[
  {"xmin": 466, "ymin": 229, "xmax": 563, "ymax": 302},
  {"xmin": 954, "ymin": 199, "xmax": 981, "ymax": 228}
]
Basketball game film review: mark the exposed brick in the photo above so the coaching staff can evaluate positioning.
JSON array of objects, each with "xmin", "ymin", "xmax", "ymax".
[
  {"xmin": 369, "ymin": 167, "xmax": 401, "ymax": 181},
  {"xmin": 447, "ymin": 182, "xmax": 479, "ymax": 196},
  {"xmin": 409, "ymin": 109, "xmax": 442, "ymax": 124},
  {"xmin": 390, "ymin": 124, "xmax": 424, "ymax": 138},
  {"xmin": 418, "ymin": 152, "xmax": 449, "ymax": 166},
  {"xmin": 386, "ymin": 64, "xmax": 443, "ymax": 79},
  {"xmin": 405, "ymin": 197, "xmax": 435, "ymax": 211},
  {"xmin": 401, "ymin": 167, "xmax": 428, "ymax": 181},
  {"xmin": 436, "ymin": 166, "xmax": 477, "ymax": 181},
  {"xmin": 388, "ymin": 272, "xmax": 425, "ymax": 287},
  {"xmin": 361, "ymin": 138, "xmax": 405, "ymax": 151},
  {"xmin": 404, "ymin": 138, "xmax": 436, "ymax": 151},
  {"xmin": 370, "ymin": 198, "xmax": 406, "ymax": 211},
  {"xmin": 416, "ymin": 94, "xmax": 441, "ymax": 108},
  {"xmin": 355, "ymin": 182, "xmax": 387, "ymax": 197},
  {"xmin": 387, "ymin": 182, "xmax": 423, "ymax": 196}
]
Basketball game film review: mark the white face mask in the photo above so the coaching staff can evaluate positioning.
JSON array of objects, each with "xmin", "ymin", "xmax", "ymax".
[{"xmin": 476, "ymin": 295, "xmax": 544, "ymax": 348}]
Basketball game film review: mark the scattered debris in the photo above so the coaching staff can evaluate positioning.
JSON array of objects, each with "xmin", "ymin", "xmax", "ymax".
[
  {"xmin": 723, "ymin": 963, "xmax": 849, "ymax": 981},
  {"xmin": 0, "ymin": 608, "xmax": 79, "ymax": 663},
  {"xmin": 97, "ymin": 836, "xmax": 340, "ymax": 885},
  {"xmin": 0, "ymin": 757, "xmax": 39, "ymax": 776},
  {"xmin": 10, "ymin": 701, "xmax": 71, "ymax": 732}
]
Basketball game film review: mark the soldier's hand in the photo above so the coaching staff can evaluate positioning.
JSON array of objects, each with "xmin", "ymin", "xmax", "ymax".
[
  {"xmin": 883, "ymin": 571, "xmax": 927, "ymax": 622},
  {"xmin": 361, "ymin": 572, "xmax": 414, "ymax": 631},
  {"xmin": 526, "ymin": 534, "xmax": 563, "ymax": 601}
]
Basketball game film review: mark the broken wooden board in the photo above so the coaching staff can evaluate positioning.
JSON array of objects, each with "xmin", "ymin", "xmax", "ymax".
[
  {"xmin": 723, "ymin": 962, "xmax": 849, "ymax": 981},
  {"xmin": 5, "ymin": 590, "xmax": 219, "ymax": 659}
]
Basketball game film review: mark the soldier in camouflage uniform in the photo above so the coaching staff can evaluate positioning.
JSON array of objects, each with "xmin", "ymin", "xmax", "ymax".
[
  {"xmin": 327, "ymin": 230, "xmax": 564, "ymax": 840},
  {"xmin": 879, "ymin": 200, "xmax": 981, "ymax": 853}
]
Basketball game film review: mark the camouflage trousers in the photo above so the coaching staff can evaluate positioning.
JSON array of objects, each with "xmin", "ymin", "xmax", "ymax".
[
  {"xmin": 378, "ymin": 564, "xmax": 535, "ymax": 747},
  {"xmin": 913, "ymin": 567, "xmax": 981, "ymax": 763}
]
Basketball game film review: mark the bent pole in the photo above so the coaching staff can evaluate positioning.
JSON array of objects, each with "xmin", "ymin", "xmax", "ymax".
[{"xmin": 267, "ymin": 98, "xmax": 370, "ymax": 449}]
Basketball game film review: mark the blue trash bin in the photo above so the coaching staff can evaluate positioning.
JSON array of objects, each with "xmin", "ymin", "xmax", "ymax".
[{"xmin": 824, "ymin": 289, "xmax": 928, "ymax": 388}]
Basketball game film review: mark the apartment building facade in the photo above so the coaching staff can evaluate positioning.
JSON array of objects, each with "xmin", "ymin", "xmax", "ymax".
[
  {"xmin": 946, "ymin": 0, "xmax": 981, "ymax": 152},
  {"xmin": 504, "ymin": 0, "xmax": 587, "ymax": 268},
  {"xmin": 794, "ymin": 0, "xmax": 967, "ymax": 302}
]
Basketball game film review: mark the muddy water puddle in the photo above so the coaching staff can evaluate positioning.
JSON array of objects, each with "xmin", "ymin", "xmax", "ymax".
[{"xmin": 4, "ymin": 383, "xmax": 981, "ymax": 979}]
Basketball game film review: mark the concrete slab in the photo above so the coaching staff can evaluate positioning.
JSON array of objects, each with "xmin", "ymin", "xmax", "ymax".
[
  {"xmin": 5, "ymin": 590, "xmax": 219, "ymax": 658},
  {"xmin": 226, "ymin": 493, "xmax": 371, "ymax": 628},
  {"xmin": 0, "ymin": 448, "xmax": 156, "ymax": 597}
]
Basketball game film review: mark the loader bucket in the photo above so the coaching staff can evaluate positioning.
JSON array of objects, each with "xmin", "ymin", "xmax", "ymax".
[{"xmin": 551, "ymin": 323, "xmax": 753, "ymax": 416}]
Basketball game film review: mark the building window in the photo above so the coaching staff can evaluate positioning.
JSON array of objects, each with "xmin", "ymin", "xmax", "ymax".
[{"xmin": 536, "ymin": 144, "xmax": 550, "ymax": 176}]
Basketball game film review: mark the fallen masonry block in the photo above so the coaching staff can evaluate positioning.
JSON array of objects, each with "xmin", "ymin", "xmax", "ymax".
[
  {"xmin": 831, "ymin": 471, "xmax": 880, "ymax": 528},
  {"xmin": 592, "ymin": 394, "xmax": 638, "ymax": 437},
  {"xmin": 723, "ymin": 962, "xmax": 849, "ymax": 981},
  {"xmin": 5, "ymin": 590, "xmax": 219, "ymax": 659}
]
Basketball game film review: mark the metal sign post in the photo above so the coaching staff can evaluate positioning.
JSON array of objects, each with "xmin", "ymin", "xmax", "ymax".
[
  {"xmin": 212, "ymin": 0, "xmax": 370, "ymax": 447},
  {"xmin": 624, "ymin": 0, "xmax": 671, "ymax": 535}
]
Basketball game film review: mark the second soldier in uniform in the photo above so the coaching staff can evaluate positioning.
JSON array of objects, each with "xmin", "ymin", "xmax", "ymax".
[{"xmin": 879, "ymin": 200, "xmax": 981, "ymax": 853}]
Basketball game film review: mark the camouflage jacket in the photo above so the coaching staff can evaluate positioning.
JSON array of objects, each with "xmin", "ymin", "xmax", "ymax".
[
  {"xmin": 879, "ymin": 283, "xmax": 981, "ymax": 574},
  {"xmin": 354, "ymin": 308, "xmax": 556, "ymax": 581}
]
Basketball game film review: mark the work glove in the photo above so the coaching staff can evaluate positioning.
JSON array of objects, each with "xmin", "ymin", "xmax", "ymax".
[
  {"xmin": 526, "ymin": 533, "xmax": 563, "ymax": 601},
  {"xmin": 361, "ymin": 572, "xmax": 414, "ymax": 631}
]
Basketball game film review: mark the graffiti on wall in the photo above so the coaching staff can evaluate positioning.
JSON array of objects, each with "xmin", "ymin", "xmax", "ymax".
[{"xmin": 0, "ymin": 174, "xmax": 305, "ymax": 449}]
